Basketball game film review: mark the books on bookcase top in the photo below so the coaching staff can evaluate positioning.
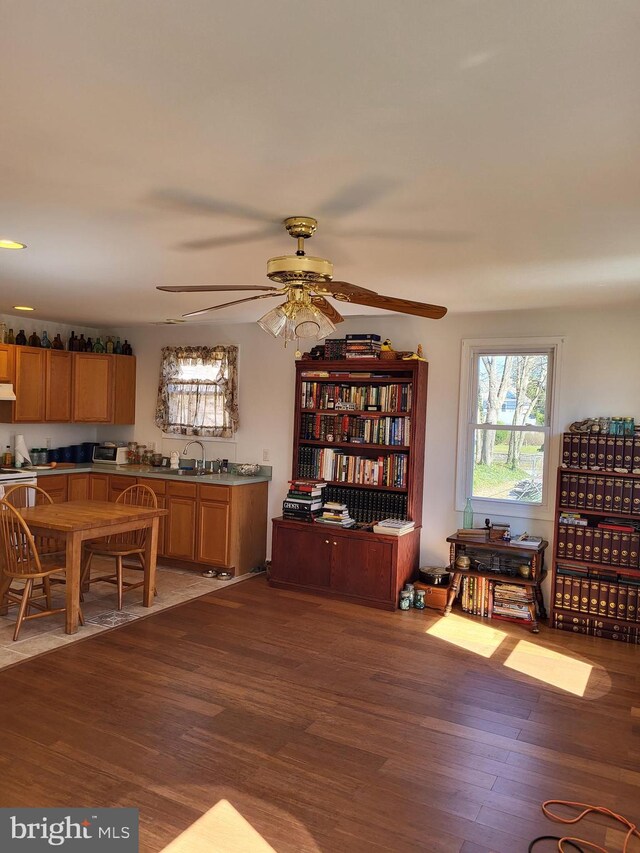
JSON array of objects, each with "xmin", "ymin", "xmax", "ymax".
[{"xmin": 510, "ymin": 533, "xmax": 544, "ymax": 549}]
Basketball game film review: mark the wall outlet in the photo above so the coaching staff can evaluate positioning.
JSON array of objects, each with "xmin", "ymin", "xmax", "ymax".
[
  {"xmin": 262, "ymin": 448, "xmax": 270, "ymax": 462},
  {"xmin": 45, "ymin": 437, "xmax": 52, "ymax": 449}
]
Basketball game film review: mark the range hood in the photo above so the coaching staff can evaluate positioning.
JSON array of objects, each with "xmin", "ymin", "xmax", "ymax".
[{"xmin": 0, "ymin": 384, "xmax": 16, "ymax": 401}]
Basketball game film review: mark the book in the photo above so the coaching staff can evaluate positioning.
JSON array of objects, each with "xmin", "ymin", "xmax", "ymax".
[
  {"xmin": 511, "ymin": 533, "xmax": 543, "ymax": 548},
  {"xmin": 372, "ymin": 524, "xmax": 415, "ymax": 536}
]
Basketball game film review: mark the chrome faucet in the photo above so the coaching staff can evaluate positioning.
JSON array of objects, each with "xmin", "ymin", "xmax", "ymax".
[{"xmin": 182, "ymin": 440, "xmax": 206, "ymax": 470}]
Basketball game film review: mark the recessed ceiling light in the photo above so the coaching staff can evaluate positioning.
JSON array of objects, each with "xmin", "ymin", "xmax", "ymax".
[
  {"xmin": 13, "ymin": 305, "xmax": 35, "ymax": 311},
  {"xmin": 0, "ymin": 239, "xmax": 27, "ymax": 250}
]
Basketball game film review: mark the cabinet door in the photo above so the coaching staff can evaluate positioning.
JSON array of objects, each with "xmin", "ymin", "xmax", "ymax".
[
  {"xmin": 45, "ymin": 350, "xmax": 72, "ymax": 422},
  {"xmin": 38, "ymin": 474, "xmax": 68, "ymax": 504},
  {"xmin": 271, "ymin": 524, "xmax": 332, "ymax": 588},
  {"xmin": 109, "ymin": 475, "xmax": 131, "ymax": 502},
  {"xmin": 112, "ymin": 356, "xmax": 136, "ymax": 424},
  {"xmin": 137, "ymin": 478, "xmax": 166, "ymax": 556},
  {"xmin": 166, "ymin": 496, "xmax": 196, "ymax": 560},
  {"xmin": 197, "ymin": 500, "xmax": 230, "ymax": 566},
  {"xmin": 0, "ymin": 344, "xmax": 14, "ymax": 383},
  {"xmin": 331, "ymin": 537, "xmax": 394, "ymax": 601},
  {"xmin": 89, "ymin": 473, "xmax": 110, "ymax": 501},
  {"xmin": 72, "ymin": 353, "xmax": 113, "ymax": 422},
  {"xmin": 68, "ymin": 474, "xmax": 90, "ymax": 501},
  {"xmin": 14, "ymin": 347, "xmax": 45, "ymax": 422}
]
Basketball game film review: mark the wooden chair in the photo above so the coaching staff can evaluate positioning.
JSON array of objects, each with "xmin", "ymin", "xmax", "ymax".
[
  {"xmin": 80, "ymin": 484, "xmax": 158, "ymax": 610},
  {"xmin": 2, "ymin": 484, "xmax": 65, "ymax": 559},
  {"xmin": 0, "ymin": 499, "xmax": 84, "ymax": 641}
]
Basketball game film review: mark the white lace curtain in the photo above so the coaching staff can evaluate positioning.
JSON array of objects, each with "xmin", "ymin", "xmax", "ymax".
[{"xmin": 155, "ymin": 346, "xmax": 239, "ymax": 437}]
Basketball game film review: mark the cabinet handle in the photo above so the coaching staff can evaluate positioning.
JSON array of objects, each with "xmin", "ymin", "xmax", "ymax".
[
  {"xmin": 333, "ymin": 541, "xmax": 337, "ymax": 546},
  {"xmin": 325, "ymin": 539, "xmax": 330, "ymax": 544}
]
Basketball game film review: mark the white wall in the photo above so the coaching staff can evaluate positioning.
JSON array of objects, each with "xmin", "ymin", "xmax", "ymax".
[
  {"xmin": 113, "ymin": 300, "xmax": 640, "ymax": 608},
  {"xmin": 0, "ymin": 311, "xmax": 105, "ymax": 456}
]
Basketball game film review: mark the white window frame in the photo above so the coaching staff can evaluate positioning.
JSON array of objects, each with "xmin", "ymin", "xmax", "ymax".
[{"xmin": 455, "ymin": 337, "xmax": 563, "ymax": 521}]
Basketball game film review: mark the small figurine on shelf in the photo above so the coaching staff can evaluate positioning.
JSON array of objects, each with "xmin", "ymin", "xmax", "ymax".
[
  {"xmin": 15, "ymin": 330, "xmax": 27, "ymax": 346},
  {"xmin": 28, "ymin": 331, "xmax": 41, "ymax": 347},
  {"xmin": 51, "ymin": 333, "xmax": 64, "ymax": 350},
  {"xmin": 41, "ymin": 331, "xmax": 51, "ymax": 349},
  {"xmin": 380, "ymin": 339, "xmax": 396, "ymax": 360},
  {"xmin": 402, "ymin": 344, "xmax": 427, "ymax": 361}
]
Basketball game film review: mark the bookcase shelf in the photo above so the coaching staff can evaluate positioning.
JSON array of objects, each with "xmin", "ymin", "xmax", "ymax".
[
  {"xmin": 550, "ymin": 458, "xmax": 640, "ymax": 644},
  {"xmin": 269, "ymin": 357, "xmax": 427, "ymax": 610}
]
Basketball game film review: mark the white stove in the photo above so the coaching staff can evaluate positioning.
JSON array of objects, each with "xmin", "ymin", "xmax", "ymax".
[{"xmin": 0, "ymin": 469, "xmax": 38, "ymax": 500}]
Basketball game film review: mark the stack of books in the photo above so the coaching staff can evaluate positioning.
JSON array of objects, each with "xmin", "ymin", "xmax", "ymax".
[
  {"xmin": 372, "ymin": 518, "xmax": 415, "ymax": 536},
  {"xmin": 315, "ymin": 501, "xmax": 356, "ymax": 528},
  {"xmin": 324, "ymin": 338, "xmax": 346, "ymax": 359},
  {"xmin": 511, "ymin": 533, "xmax": 544, "ymax": 548},
  {"xmin": 461, "ymin": 576, "xmax": 490, "ymax": 617},
  {"xmin": 455, "ymin": 527, "xmax": 488, "ymax": 540},
  {"xmin": 345, "ymin": 333, "xmax": 381, "ymax": 359},
  {"xmin": 492, "ymin": 583, "xmax": 533, "ymax": 624},
  {"xmin": 282, "ymin": 479, "xmax": 327, "ymax": 522}
]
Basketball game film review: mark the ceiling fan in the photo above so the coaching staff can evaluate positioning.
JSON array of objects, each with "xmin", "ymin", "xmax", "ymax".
[{"xmin": 156, "ymin": 216, "xmax": 447, "ymax": 342}]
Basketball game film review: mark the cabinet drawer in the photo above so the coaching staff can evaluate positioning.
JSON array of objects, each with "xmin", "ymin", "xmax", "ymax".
[
  {"xmin": 167, "ymin": 480, "xmax": 197, "ymax": 498},
  {"xmin": 137, "ymin": 477, "xmax": 166, "ymax": 495},
  {"xmin": 199, "ymin": 484, "xmax": 230, "ymax": 503}
]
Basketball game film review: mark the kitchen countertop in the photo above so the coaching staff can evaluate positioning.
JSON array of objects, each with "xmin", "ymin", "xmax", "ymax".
[{"xmin": 34, "ymin": 463, "xmax": 271, "ymax": 487}]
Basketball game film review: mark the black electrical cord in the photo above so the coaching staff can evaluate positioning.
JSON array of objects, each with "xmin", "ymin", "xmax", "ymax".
[{"xmin": 528, "ymin": 837, "xmax": 585, "ymax": 853}]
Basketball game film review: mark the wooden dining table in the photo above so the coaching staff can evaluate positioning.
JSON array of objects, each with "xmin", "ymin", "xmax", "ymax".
[{"xmin": 19, "ymin": 500, "xmax": 168, "ymax": 634}]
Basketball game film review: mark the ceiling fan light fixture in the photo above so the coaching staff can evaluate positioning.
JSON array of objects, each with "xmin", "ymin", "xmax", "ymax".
[
  {"xmin": 292, "ymin": 303, "xmax": 336, "ymax": 340},
  {"xmin": 257, "ymin": 304, "xmax": 288, "ymax": 338}
]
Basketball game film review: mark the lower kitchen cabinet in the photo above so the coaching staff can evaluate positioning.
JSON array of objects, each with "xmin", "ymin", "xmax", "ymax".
[
  {"xmin": 89, "ymin": 473, "xmax": 109, "ymax": 501},
  {"xmin": 197, "ymin": 500, "xmax": 230, "ymax": 566},
  {"xmin": 67, "ymin": 473, "xmax": 90, "ymax": 500},
  {"xmin": 270, "ymin": 517, "xmax": 420, "ymax": 610},
  {"xmin": 38, "ymin": 474, "xmax": 68, "ymax": 503},
  {"xmin": 166, "ymin": 490, "xmax": 197, "ymax": 561}
]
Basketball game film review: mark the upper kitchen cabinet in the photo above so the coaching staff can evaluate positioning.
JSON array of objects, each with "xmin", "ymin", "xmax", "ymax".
[
  {"xmin": 72, "ymin": 353, "xmax": 113, "ymax": 422},
  {"xmin": 0, "ymin": 345, "xmax": 136, "ymax": 424},
  {"xmin": 45, "ymin": 350, "xmax": 73, "ymax": 422}
]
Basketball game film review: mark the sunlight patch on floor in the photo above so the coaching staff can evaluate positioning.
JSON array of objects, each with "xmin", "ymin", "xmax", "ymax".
[
  {"xmin": 160, "ymin": 799, "xmax": 277, "ymax": 853},
  {"xmin": 426, "ymin": 613, "xmax": 507, "ymax": 658},
  {"xmin": 504, "ymin": 639, "xmax": 593, "ymax": 696}
]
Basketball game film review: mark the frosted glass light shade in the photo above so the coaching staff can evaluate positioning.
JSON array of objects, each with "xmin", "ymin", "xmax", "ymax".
[
  {"xmin": 257, "ymin": 305, "xmax": 288, "ymax": 338},
  {"xmin": 258, "ymin": 300, "xmax": 336, "ymax": 341}
]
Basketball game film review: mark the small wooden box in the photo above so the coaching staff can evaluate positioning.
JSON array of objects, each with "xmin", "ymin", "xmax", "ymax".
[{"xmin": 414, "ymin": 581, "xmax": 450, "ymax": 614}]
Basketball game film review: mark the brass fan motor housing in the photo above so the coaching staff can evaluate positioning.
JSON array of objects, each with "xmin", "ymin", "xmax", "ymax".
[
  {"xmin": 266, "ymin": 254, "xmax": 334, "ymax": 284},
  {"xmin": 283, "ymin": 216, "xmax": 318, "ymax": 239}
]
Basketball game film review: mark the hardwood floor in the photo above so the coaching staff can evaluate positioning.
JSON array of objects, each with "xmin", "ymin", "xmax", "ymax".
[{"xmin": 0, "ymin": 576, "xmax": 638, "ymax": 852}]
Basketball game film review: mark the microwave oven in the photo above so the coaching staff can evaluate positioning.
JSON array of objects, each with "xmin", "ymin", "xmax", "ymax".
[{"xmin": 93, "ymin": 445, "xmax": 129, "ymax": 465}]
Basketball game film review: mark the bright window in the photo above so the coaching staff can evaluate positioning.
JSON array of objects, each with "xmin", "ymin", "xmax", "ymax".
[
  {"xmin": 456, "ymin": 338, "xmax": 562, "ymax": 518},
  {"xmin": 155, "ymin": 346, "xmax": 239, "ymax": 438}
]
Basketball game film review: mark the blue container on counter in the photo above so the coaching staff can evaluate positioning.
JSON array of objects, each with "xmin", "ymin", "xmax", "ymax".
[
  {"xmin": 47, "ymin": 448, "xmax": 60, "ymax": 463},
  {"xmin": 81, "ymin": 442, "xmax": 100, "ymax": 462},
  {"xmin": 60, "ymin": 446, "xmax": 73, "ymax": 463},
  {"xmin": 68, "ymin": 445, "xmax": 82, "ymax": 463}
]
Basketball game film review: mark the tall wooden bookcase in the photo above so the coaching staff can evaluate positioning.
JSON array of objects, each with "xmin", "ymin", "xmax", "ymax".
[
  {"xmin": 269, "ymin": 358, "xmax": 427, "ymax": 610},
  {"xmin": 549, "ymin": 433, "xmax": 640, "ymax": 643}
]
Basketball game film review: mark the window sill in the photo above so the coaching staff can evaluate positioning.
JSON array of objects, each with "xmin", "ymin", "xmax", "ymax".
[{"xmin": 455, "ymin": 496, "xmax": 554, "ymax": 523}]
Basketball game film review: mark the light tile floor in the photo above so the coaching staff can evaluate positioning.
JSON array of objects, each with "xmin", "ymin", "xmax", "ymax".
[{"xmin": 0, "ymin": 560, "xmax": 256, "ymax": 670}]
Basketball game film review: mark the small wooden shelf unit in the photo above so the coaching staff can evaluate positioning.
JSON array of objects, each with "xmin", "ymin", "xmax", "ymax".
[
  {"xmin": 445, "ymin": 534, "xmax": 548, "ymax": 633},
  {"xmin": 269, "ymin": 358, "xmax": 427, "ymax": 610}
]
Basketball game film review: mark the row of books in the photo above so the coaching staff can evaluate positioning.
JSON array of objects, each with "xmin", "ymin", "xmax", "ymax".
[
  {"xmin": 460, "ymin": 576, "xmax": 491, "ymax": 617},
  {"xmin": 492, "ymin": 583, "xmax": 534, "ymax": 623},
  {"xmin": 561, "ymin": 432, "xmax": 640, "ymax": 473},
  {"xmin": 324, "ymin": 485, "xmax": 408, "ymax": 523},
  {"xmin": 559, "ymin": 472, "xmax": 640, "ymax": 515},
  {"xmin": 553, "ymin": 614, "xmax": 640, "ymax": 643},
  {"xmin": 554, "ymin": 572, "xmax": 640, "ymax": 623},
  {"xmin": 296, "ymin": 446, "xmax": 408, "ymax": 488},
  {"xmin": 556, "ymin": 524, "xmax": 640, "ymax": 567},
  {"xmin": 301, "ymin": 381, "xmax": 412, "ymax": 412},
  {"xmin": 300, "ymin": 412, "xmax": 410, "ymax": 446}
]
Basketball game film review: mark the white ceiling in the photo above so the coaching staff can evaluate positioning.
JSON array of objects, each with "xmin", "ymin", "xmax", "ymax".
[{"xmin": 1, "ymin": 0, "xmax": 639, "ymax": 327}]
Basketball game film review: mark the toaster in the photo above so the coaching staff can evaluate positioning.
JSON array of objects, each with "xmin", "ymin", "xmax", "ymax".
[{"xmin": 92, "ymin": 445, "xmax": 129, "ymax": 465}]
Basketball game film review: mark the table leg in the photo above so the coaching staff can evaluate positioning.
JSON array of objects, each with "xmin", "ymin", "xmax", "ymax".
[
  {"xmin": 444, "ymin": 572, "xmax": 462, "ymax": 615},
  {"xmin": 65, "ymin": 531, "xmax": 82, "ymax": 634},
  {"xmin": 143, "ymin": 518, "xmax": 159, "ymax": 607}
]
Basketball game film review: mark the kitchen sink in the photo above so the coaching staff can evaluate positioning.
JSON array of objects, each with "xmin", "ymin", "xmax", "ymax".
[{"xmin": 173, "ymin": 468, "xmax": 211, "ymax": 476}]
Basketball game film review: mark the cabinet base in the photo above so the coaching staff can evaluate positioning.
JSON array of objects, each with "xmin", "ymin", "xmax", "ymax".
[{"xmin": 268, "ymin": 578, "xmax": 397, "ymax": 611}]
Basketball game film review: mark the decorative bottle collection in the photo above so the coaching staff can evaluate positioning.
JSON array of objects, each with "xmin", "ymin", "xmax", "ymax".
[{"xmin": 0, "ymin": 326, "xmax": 133, "ymax": 354}]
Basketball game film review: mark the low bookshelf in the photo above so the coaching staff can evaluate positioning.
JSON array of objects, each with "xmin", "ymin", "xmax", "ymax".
[{"xmin": 269, "ymin": 358, "xmax": 427, "ymax": 610}]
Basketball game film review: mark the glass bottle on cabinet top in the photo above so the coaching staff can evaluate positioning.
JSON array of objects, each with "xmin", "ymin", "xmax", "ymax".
[
  {"xmin": 463, "ymin": 498, "xmax": 474, "ymax": 529},
  {"xmin": 51, "ymin": 333, "xmax": 64, "ymax": 350},
  {"xmin": 28, "ymin": 331, "xmax": 41, "ymax": 347},
  {"xmin": 41, "ymin": 331, "xmax": 51, "ymax": 348},
  {"xmin": 6, "ymin": 329, "xmax": 15, "ymax": 344},
  {"xmin": 15, "ymin": 330, "xmax": 27, "ymax": 346}
]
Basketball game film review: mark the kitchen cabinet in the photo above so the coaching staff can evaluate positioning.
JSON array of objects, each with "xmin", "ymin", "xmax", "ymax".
[
  {"xmin": 14, "ymin": 347, "xmax": 45, "ymax": 422},
  {"xmin": 166, "ymin": 481, "xmax": 198, "ymax": 561},
  {"xmin": 270, "ymin": 523, "xmax": 332, "ymax": 589},
  {"xmin": 68, "ymin": 473, "xmax": 90, "ymax": 501},
  {"xmin": 109, "ymin": 474, "xmax": 131, "ymax": 502},
  {"xmin": 45, "ymin": 350, "xmax": 72, "ymax": 422},
  {"xmin": 0, "ymin": 344, "xmax": 14, "ymax": 383},
  {"xmin": 0, "ymin": 345, "xmax": 136, "ymax": 424},
  {"xmin": 39, "ymin": 474, "xmax": 68, "ymax": 503},
  {"xmin": 89, "ymin": 473, "xmax": 110, "ymax": 501},
  {"xmin": 73, "ymin": 353, "xmax": 113, "ymax": 423},
  {"xmin": 137, "ymin": 478, "xmax": 166, "ymax": 556},
  {"xmin": 197, "ymin": 500, "xmax": 230, "ymax": 566}
]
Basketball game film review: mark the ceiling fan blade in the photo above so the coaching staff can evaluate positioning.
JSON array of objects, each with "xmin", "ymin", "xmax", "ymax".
[
  {"xmin": 157, "ymin": 285, "xmax": 277, "ymax": 293},
  {"xmin": 178, "ymin": 225, "xmax": 280, "ymax": 251},
  {"xmin": 311, "ymin": 296, "xmax": 344, "ymax": 324},
  {"xmin": 342, "ymin": 291, "xmax": 448, "ymax": 320},
  {"xmin": 182, "ymin": 292, "xmax": 281, "ymax": 318},
  {"xmin": 321, "ymin": 280, "xmax": 377, "ymax": 296},
  {"xmin": 148, "ymin": 190, "xmax": 279, "ymax": 224},
  {"xmin": 347, "ymin": 227, "xmax": 471, "ymax": 243},
  {"xmin": 317, "ymin": 177, "xmax": 398, "ymax": 218}
]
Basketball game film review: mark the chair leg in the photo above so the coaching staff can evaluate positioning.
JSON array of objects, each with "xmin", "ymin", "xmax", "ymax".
[
  {"xmin": 43, "ymin": 576, "xmax": 52, "ymax": 609},
  {"xmin": 116, "ymin": 556, "xmax": 124, "ymax": 611},
  {"xmin": 14, "ymin": 578, "xmax": 33, "ymax": 641}
]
